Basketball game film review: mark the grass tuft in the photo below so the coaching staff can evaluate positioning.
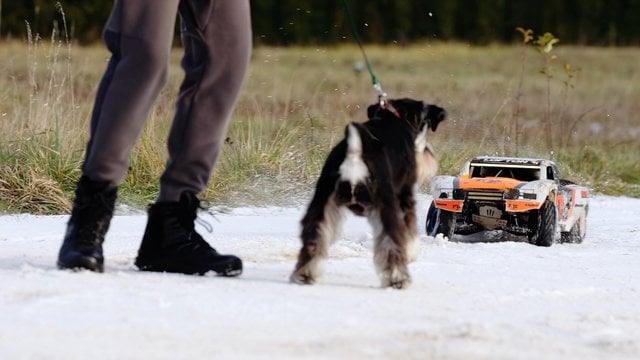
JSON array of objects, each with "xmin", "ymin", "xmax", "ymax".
[{"xmin": 0, "ymin": 161, "xmax": 72, "ymax": 214}]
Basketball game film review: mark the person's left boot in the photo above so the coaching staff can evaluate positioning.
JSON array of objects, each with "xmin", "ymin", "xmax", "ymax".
[
  {"xmin": 57, "ymin": 176, "xmax": 117, "ymax": 272},
  {"xmin": 135, "ymin": 192, "xmax": 242, "ymax": 276}
]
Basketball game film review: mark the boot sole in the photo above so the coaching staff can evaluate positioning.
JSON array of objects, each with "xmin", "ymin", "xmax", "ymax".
[
  {"xmin": 57, "ymin": 257, "xmax": 104, "ymax": 273},
  {"xmin": 135, "ymin": 256, "xmax": 242, "ymax": 277}
]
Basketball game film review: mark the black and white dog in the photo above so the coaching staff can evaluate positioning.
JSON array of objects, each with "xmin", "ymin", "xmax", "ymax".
[{"xmin": 290, "ymin": 98, "xmax": 446, "ymax": 289}]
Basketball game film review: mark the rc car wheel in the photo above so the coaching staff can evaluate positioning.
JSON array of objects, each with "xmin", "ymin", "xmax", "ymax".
[
  {"xmin": 425, "ymin": 202, "xmax": 438, "ymax": 236},
  {"xmin": 425, "ymin": 201, "xmax": 456, "ymax": 240},
  {"xmin": 561, "ymin": 209, "xmax": 586, "ymax": 244},
  {"xmin": 438, "ymin": 210, "xmax": 456, "ymax": 240},
  {"xmin": 529, "ymin": 199, "xmax": 557, "ymax": 247},
  {"xmin": 561, "ymin": 221, "xmax": 581, "ymax": 243},
  {"xmin": 580, "ymin": 205, "xmax": 588, "ymax": 240}
]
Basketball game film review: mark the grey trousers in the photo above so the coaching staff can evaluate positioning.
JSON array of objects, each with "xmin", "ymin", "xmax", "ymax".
[{"xmin": 82, "ymin": 0, "xmax": 252, "ymax": 202}]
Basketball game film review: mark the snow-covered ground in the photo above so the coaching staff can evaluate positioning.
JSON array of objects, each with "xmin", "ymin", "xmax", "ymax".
[{"xmin": 1, "ymin": 194, "xmax": 639, "ymax": 360}]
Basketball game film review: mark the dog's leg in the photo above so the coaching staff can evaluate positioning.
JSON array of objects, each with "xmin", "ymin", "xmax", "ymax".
[
  {"xmin": 369, "ymin": 198, "xmax": 412, "ymax": 289},
  {"xmin": 399, "ymin": 184, "xmax": 420, "ymax": 263},
  {"xmin": 291, "ymin": 196, "xmax": 343, "ymax": 285},
  {"xmin": 291, "ymin": 144, "xmax": 346, "ymax": 285}
]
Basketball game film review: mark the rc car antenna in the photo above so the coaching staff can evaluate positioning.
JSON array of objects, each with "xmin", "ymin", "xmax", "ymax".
[{"xmin": 341, "ymin": 0, "xmax": 397, "ymax": 116}]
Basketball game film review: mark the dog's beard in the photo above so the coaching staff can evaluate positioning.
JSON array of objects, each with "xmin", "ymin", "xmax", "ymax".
[{"xmin": 414, "ymin": 125, "xmax": 439, "ymax": 185}]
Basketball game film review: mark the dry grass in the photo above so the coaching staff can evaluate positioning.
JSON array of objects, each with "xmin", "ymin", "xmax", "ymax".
[{"xmin": 1, "ymin": 38, "xmax": 639, "ymax": 213}]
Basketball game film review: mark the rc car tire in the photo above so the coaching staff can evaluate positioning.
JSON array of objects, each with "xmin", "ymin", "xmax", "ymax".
[
  {"xmin": 438, "ymin": 210, "xmax": 456, "ymax": 240},
  {"xmin": 561, "ymin": 222, "xmax": 581, "ymax": 243},
  {"xmin": 425, "ymin": 202, "xmax": 438, "ymax": 236},
  {"xmin": 529, "ymin": 200, "xmax": 556, "ymax": 247},
  {"xmin": 561, "ymin": 209, "xmax": 586, "ymax": 244},
  {"xmin": 425, "ymin": 201, "xmax": 456, "ymax": 240}
]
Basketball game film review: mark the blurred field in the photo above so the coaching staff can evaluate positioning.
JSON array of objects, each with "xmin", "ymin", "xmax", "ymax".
[{"xmin": 1, "ymin": 39, "xmax": 638, "ymax": 213}]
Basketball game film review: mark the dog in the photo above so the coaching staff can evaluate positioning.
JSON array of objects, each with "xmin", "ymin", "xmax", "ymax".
[{"xmin": 290, "ymin": 98, "xmax": 446, "ymax": 289}]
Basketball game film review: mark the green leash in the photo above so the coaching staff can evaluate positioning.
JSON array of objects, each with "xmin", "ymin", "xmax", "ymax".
[{"xmin": 341, "ymin": 0, "xmax": 389, "ymax": 104}]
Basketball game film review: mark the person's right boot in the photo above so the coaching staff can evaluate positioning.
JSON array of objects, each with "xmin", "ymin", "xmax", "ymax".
[
  {"xmin": 57, "ymin": 175, "xmax": 117, "ymax": 272},
  {"xmin": 135, "ymin": 192, "xmax": 242, "ymax": 276}
]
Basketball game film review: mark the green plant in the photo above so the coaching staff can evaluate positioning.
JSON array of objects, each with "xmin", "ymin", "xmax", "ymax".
[
  {"xmin": 513, "ymin": 29, "xmax": 587, "ymax": 151},
  {"xmin": 533, "ymin": 32, "xmax": 560, "ymax": 149},
  {"xmin": 512, "ymin": 27, "xmax": 534, "ymax": 156}
]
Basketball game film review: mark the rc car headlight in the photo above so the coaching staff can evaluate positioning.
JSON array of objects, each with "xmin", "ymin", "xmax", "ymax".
[
  {"xmin": 504, "ymin": 188, "xmax": 520, "ymax": 200},
  {"xmin": 453, "ymin": 189, "xmax": 466, "ymax": 200},
  {"xmin": 522, "ymin": 192, "xmax": 537, "ymax": 200},
  {"xmin": 438, "ymin": 189, "xmax": 453, "ymax": 199}
]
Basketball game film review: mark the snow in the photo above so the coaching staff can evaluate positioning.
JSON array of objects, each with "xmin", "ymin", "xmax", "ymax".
[{"xmin": 1, "ymin": 194, "xmax": 639, "ymax": 359}]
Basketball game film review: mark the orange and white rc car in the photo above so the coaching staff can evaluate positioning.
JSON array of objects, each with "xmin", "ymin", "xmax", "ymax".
[{"xmin": 426, "ymin": 156, "xmax": 589, "ymax": 246}]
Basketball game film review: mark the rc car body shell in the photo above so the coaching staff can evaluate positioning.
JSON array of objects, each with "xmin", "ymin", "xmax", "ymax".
[{"xmin": 427, "ymin": 156, "xmax": 589, "ymax": 245}]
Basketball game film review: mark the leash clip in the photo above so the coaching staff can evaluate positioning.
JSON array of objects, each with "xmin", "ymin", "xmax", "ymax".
[
  {"xmin": 373, "ymin": 82, "xmax": 388, "ymax": 106},
  {"xmin": 373, "ymin": 81, "xmax": 400, "ymax": 118}
]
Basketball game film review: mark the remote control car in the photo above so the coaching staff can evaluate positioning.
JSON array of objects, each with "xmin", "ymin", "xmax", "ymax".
[{"xmin": 426, "ymin": 156, "xmax": 589, "ymax": 246}]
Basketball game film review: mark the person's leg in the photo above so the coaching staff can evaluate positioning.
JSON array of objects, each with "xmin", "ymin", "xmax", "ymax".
[
  {"xmin": 83, "ymin": 0, "xmax": 180, "ymax": 185},
  {"xmin": 135, "ymin": 0, "xmax": 251, "ymax": 276},
  {"xmin": 58, "ymin": 0, "xmax": 180, "ymax": 272},
  {"xmin": 158, "ymin": 0, "xmax": 252, "ymax": 201}
]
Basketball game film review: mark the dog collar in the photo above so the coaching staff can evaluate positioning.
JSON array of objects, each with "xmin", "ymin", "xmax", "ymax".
[{"xmin": 380, "ymin": 99, "xmax": 401, "ymax": 119}]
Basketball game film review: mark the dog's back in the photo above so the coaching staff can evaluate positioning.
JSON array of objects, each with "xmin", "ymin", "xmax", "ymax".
[{"xmin": 334, "ymin": 113, "xmax": 418, "ymax": 216}]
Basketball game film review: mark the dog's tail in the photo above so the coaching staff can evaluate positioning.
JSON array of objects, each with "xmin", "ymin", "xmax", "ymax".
[
  {"xmin": 346, "ymin": 123, "xmax": 362, "ymax": 156},
  {"xmin": 339, "ymin": 123, "xmax": 369, "ymax": 183}
]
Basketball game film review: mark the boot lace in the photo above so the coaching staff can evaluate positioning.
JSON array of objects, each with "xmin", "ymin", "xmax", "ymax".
[{"xmin": 175, "ymin": 195, "xmax": 216, "ymax": 252}]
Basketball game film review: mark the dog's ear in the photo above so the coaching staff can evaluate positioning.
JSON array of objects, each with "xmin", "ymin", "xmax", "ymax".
[{"xmin": 424, "ymin": 104, "xmax": 446, "ymax": 132}]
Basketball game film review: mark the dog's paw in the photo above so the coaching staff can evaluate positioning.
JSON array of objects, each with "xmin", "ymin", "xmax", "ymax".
[
  {"xmin": 289, "ymin": 269, "xmax": 318, "ymax": 285},
  {"xmin": 380, "ymin": 268, "xmax": 412, "ymax": 289}
]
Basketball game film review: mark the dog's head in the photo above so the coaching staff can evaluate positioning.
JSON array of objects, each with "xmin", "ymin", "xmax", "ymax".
[{"xmin": 367, "ymin": 98, "xmax": 446, "ymax": 133}]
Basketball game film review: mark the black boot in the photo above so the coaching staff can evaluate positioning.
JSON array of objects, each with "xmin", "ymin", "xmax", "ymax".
[
  {"xmin": 135, "ymin": 193, "xmax": 242, "ymax": 276},
  {"xmin": 57, "ymin": 176, "xmax": 117, "ymax": 272}
]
